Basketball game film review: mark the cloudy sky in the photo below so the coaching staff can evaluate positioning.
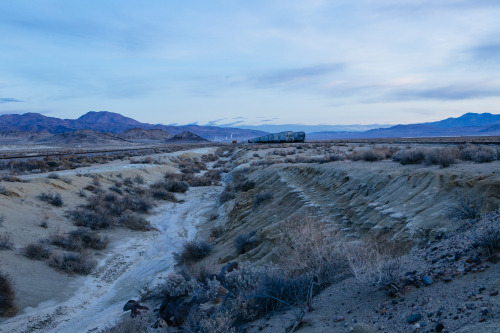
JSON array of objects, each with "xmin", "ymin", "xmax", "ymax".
[{"xmin": 0, "ymin": 0, "xmax": 499, "ymax": 127}]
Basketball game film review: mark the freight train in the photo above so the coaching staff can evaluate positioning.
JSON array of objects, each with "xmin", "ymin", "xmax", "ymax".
[{"xmin": 248, "ymin": 131, "xmax": 305, "ymax": 143}]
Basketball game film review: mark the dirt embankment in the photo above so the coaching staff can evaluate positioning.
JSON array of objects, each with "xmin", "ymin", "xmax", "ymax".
[{"xmin": 213, "ymin": 160, "xmax": 500, "ymax": 265}]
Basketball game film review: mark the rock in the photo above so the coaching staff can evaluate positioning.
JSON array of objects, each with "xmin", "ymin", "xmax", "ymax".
[
  {"xmin": 407, "ymin": 313, "xmax": 422, "ymax": 324},
  {"xmin": 422, "ymin": 275, "xmax": 433, "ymax": 286},
  {"xmin": 123, "ymin": 300, "xmax": 137, "ymax": 311},
  {"xmin": 435, "ymin": 323, "xmax": 445, "ymax": 332},
  {"xmin": 490, "ymin": 290, "xmax": 498, "ymax": 296},
  {"xmin": 351, "ymin": 323, "xmax": 377, "ymax": 333},
  {"xmin": 122, "ymin": 300, "xmax": 149, "ymax": 317},
  {"xmin": 412, "ymin": 323, "xmax": 421, "ymax": 332},
  {"xmin": 334, "ymin": 315, "xmax": 345, "ymax": 322}
]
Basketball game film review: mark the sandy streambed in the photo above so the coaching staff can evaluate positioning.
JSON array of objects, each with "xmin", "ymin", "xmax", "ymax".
[{"xmin": 0, "ymin": 185, "xmax": 222, "ymax": 333}]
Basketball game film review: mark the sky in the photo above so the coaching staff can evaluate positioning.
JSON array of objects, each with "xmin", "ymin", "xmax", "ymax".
[{"xmin": 0, "ymin": 0, "xmax": 500, "ymax": 127}]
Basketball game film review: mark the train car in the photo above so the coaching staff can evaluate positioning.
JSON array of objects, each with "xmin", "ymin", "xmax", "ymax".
[{"xmin": 248, "ymin": 131, "xmax": 305, "ymax": 143}]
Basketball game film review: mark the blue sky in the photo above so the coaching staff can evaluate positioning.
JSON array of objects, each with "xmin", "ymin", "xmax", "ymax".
[{"xmin": 0, "ymin": 0, "xmax": 499, "ymax": 127}]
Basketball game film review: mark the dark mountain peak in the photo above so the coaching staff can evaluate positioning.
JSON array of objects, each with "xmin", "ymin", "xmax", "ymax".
[
  {"xmin": 427, "ymin": 112, "xmax": 500, "ymax": 128},
  {"xmin": 120, "ymin": 128, "xmax": 173, "ymax": 140},
  {"xmin": 77, "ymin": 111, "xmax": 142, "ymax": 126},
  {"xmin": 166, "ymin": 131, "xmax": 208, "ymax": 142}
]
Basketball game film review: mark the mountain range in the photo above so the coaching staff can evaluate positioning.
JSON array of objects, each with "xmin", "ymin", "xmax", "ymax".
[
  {"xmin": 308, "ymin": 113, "xmax": 500, "ymax": 140},
  {"xmin": 0, "ymin": 111, "xmax": 499, "ymax": 142},
  {"xmin": 0, "ymin": 111, "xmax": 266, "ymax": 142}
]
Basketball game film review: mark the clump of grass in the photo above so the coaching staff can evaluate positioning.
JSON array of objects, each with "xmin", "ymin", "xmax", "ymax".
[
  {"xmin": 23, "ymin": 243, "xmax": 52, "ymax": 260},
  {"xmin": 174, "ymin": 240, "xmax": 213, "ymax": 265},
  {"xmin": 393, "ymin": 149, "xmax": 426, "ymax": 165},
  {"xmin": 0, "ymin": 271, "xmax": 18, "ymax": 317},
  {"xmin": 164, "ymin": 180, "xmax": 189, "ymax": 193},
  {"xmin": 449, "ymin": 191, "xmax": 484, "ymax": 220},
  {"xmin": 0, "ymin": 233, "xmax": 14, "ymax": 250},
  {"xmin": 48, "ymin": 251, "xmax": 96, "ymax": 275},
  {"xmin": 477, "ymin": 225, "xmax": 500, "ymax": 256},
  {"xmin": 351, "ymin": 149, "xmax": 386, "ymax": 162},
  {"xmin": 152, "ymin": 189, "xmax": 177, "ymax": 201},
  {"xmin": 344, "ymin": 235, "xmax": 408, "ymax": 291},
  {"xmin": 460, "ymin": 144, "xmax": 498, "ymax": 163},
  {"xmin": 117, "ymin": 212, "xmax": 152, "ymax": 231},
  {"xmin": 425, "ymin": 147, "xmax": 457, "ymax": 167},
  {"xmin": 38, "ymin": 192, "xmax": 63, "ymax": 207},
  {"xmin": 69, "ymin": 208, "xmax": 113, "ymax": 230}
]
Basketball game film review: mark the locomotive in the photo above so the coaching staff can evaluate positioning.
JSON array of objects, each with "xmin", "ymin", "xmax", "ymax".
[{"xmin": 248, "ymin": 131, "xmax": 305, "ymax": 143}]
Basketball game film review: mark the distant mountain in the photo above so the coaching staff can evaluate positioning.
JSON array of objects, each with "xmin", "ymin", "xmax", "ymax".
[
  {"xmin": 0, "ymin": 111, "xmax": 267, "ymax": 142},
  {"xmin": 308, "ymin": 113, "xmax": 500, "ymax": 140},
  {"xmin": 38, "ymin": 129, "xmax": 129, "ymax": 145},
  {"xmin": 119, "ymin": 128, "xmax": 173, "ymax": 141},
  {"xmin": 426, "ymin": 112, "xmax": 500, "ymax": 128}
]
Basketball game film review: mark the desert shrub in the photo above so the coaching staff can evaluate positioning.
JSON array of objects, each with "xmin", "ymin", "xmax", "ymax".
[
  {"xmin": 69, "ymin": 207, "xmax": 114, "ymax": 230},
  {"xmin": 174, "ymin": 240, "xmax": 212, "ymax": 265},
  {"xmin": 47, "ymin": 173, "xmax": 60, "ymax": 179},
  {"xmin": 234, "ymin": 231, "xmax": 260, "ymax": 254},
  {"xmin": 180, "ymin": 261, "xmax": 216, "ymax": 284},
  {"xmin": 0, "ymin": 186, "xmax": 9, "ymax": 196},
  {"xmin": 210, "ymin": 226, "xmax": 225, "ymax": 239},
  {"xmin": 449, "ymin": 191, "xmax": 484, "ymax": 220},
  {"xmin": 276, "ymin": 216, "xmax": 347, "ymax": 286},
  {"xmin": 141, "ymin": 272, "xmax": 199, "ymax": 302},
  {"xmin": 68, "ymin": 228, "xmax": 108, "ymax": 250},
  {"xmin": 152, "ymin": 189, "xmax": 177, "ymax": 201},
  {"xmin": 126, "ymin": 194, "xmax": 154, "ymax": 214},
  {"xmin": 425, "ymin": 147, "xmax": 457, "ymax": 167},
  {"xmin": 223, "ymin": 264, "xmax": 313, "ymax": 321},
  {"xmin": 460, "ymin": 144, "xmax": 498, "ymax": 163},
  {"xmin": 253, "ymin": 192, "xmax": 272, "ymax": 208},
  {"xmin": 219, "ymin": 190, "xmax": 236, "ymax": 204},
  {"xmin": 201, "ymin": 153, "xmax": 218, "ymax": 162},
  {"xmin": 477, "ymin": 225, "xmax": 500, "ymax": 256},
  {"xmin": 134, "ymin": 175, "xmax": 145, "ymax": 184},
  {"xmin": 165, "ymin": 180, "xmax": 189, "ymax": 193},
  {"xmin": 109, "ymin": 185, "xmax": 123, "ymax": 195},
  {"xmin": 253, "ymin": 270, "xmax": 311, "ymax": 313},
  {"xmin": 0, "ymin": 233, "xmax": 14, "ymax": 250},
  {"xmin": 48, "ymin": 251, "xmax": 96, "ymax": 275},
  {"xmin": 351, "ymin": 149, "xmax": 385, "ymax": 162},
  {"xmin": 393, "ymin": 148, "xmax": 426, "ymax": 165},
  {"xmin": 344, "ymin": 235, "xmax": 407, "ymax": 289},
  {"xmin": 117, "ymin": 212, "xmax": 152, "ymax": 231},
  {"xmin": 0, "ymin": 215, "xmax": 4, "ymax": 226},
  {"xmin": 328, "ymin": 153, "xmax": 344, "ymax": 161},
  {"xmin": 23, "ymin": 243, "xmax": 52, "ymax": 260},
  {"xmin": 188, "ymin": 176, "xmax": 212, "ymax": 187},
  {"xmin": 235, "ymin": 180, "xmax": 255, "ymax": 192},
  {"xmin": 0, "ymin": 271, "xmax": 18, "ymax": 316},
  {"xmin": 38, "ymin": 192, "xmax": 63, "ymax": 207},
  {"xmin": 183, "ymin": 308, "xmax": 236, "ymax": 333}
]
